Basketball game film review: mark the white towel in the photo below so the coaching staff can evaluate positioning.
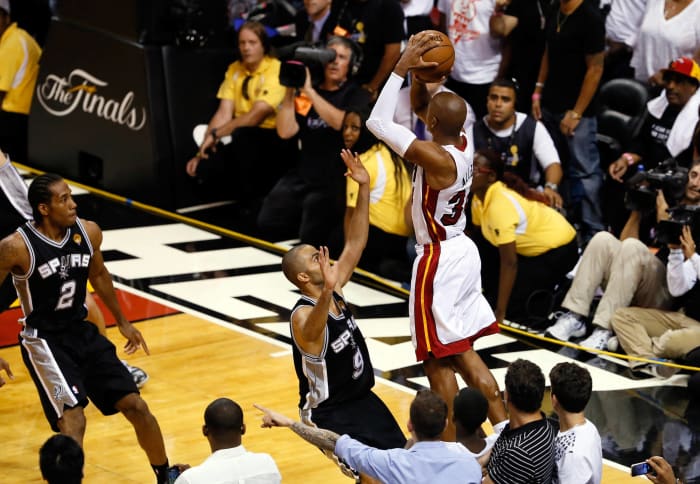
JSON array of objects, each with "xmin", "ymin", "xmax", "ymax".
[{"xmin": 646, "ymin": 89, "xmax": 700, "ymax": 157}]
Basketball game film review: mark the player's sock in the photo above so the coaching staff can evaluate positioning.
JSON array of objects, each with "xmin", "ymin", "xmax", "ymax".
[{"xmin": 152, "ymin": 461, "xmax": 169, "ymax": 484}]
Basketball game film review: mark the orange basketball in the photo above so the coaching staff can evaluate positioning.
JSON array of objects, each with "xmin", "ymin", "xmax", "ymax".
[{"xmin": 414, "ymin": 30, "xmax": 454, "ymax": 83}]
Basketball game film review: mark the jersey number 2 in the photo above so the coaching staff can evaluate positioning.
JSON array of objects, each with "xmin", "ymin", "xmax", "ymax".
[{"xmin": 55, "ymin": 280, "xmax": 76, "ymax": 310}]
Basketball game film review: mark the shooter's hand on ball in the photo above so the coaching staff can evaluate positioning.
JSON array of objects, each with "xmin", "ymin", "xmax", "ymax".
[{"xmin": 394, "ymin": 32, "xmax": 440, "ymax": 77}]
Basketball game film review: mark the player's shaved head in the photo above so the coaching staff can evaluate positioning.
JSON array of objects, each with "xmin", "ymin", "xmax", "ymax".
[
  {"xmin": 282, "ymin": 245, "xmax": 311, "ymax": 287},
  {"xmin": 429, "ymin": 91, "xmax": 466, "ymax": 136}
]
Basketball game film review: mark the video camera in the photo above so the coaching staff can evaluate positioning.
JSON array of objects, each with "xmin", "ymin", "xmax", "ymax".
[
  {"xmin": 656, "ymin": 205, "xmax": 700, "ymax": 245},
  {"xmin": 624, "ymin": 158, "xmax": 688, "ymax": 213},
  {"xmin": 278, "ymin": 43, "xmax": 337, "ymax": 88}
]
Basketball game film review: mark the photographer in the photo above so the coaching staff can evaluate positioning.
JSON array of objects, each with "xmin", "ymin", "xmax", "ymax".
[
  {"xmin": 544, "ymin": 160, "xmax": 700, "ymax": 352},
  {"xmin": 257, "ymin": 36, "xmax": 370, "ymax": 252}
]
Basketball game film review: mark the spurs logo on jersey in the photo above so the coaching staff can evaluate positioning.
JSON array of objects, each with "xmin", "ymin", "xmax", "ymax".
[{"xmin": 37, "ymin": 253, "xmax": 91, "ymax": 280}]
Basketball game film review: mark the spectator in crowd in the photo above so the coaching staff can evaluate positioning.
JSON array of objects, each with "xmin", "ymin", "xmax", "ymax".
[
  {"xmin": 630, "ymin": 0, "xmax": 700, "ymax": 89},
  {"xmin": 439, "ymin": 0, "xmax": 503, "ymax": 118},
  {"xmin": 255, "ymin": 390, "xmax": 482, "ymax": 483},
  {"xmin": 470, "ymin": 148, "xmax": 578, "ymax": 327},
  {"xmin": 550, "ymin": 362, "xmax": 602, "ymax": 484},
  {"xmin": 329, "ymin": 0, "xmax": 405, "ymax": 99},
  {"xmin": 295, "ymin": 0, "xmax": 333, "ymax": 43},
  {"xmin": 173, "ymin": 398, "xmax": 281, "ymax": 484},
  {"xmin": 473, "ymin": 77, "xmax": 563, "ymax": 208},
  {"xmin": 401, "ymin": 0, "xmax": 434, "ymax": 36},
  {"xmin": 544, "ymin": 159, "xmax": 700, "ymax": 351},
  {"xmin": 532, "ymin": 0, "xmax": 606, "ymax": 244},
  {"xmin": 485, "ymin": 359, "xmax": 557, "ymax": 484},
  {"xmin": 257, "ymin": 36, "xmax": 370, "ymax": 252},
  {"xmin": 611, "ymin": 224, "xmax": 700, "ymax": 378},
  {"xmin": 645, "ymin": 456, "xmax": 684, "ymax": 484},
  {"xmin": 0, "ymin": 0, "xmax": 41, "ymax": 163},
  {"xmin": 185, "ymin": 21, "xmax": 288, "ymax": 206},
  {"xmin": 343, "ymin": 108, "xmax": 412, "ymax": 280},
  {"xmin": 490, "ymin": 0, "xmax": 553, "ymax": 113},
  {"xmin": 280, "ymin": 148, "xmax": 406, "ymax": 481},
  {"xmin": 0, "ymin": 356, "xmax": 11, "ymax": 387},
  {"xmin": 603, "ymin": 0, "xmax": 646, "ymax": 81},
  {"xmin": 609, "ymin": 57, "xmax": 700, "ymax": 184},
  {"xmin": 453, "ymin": 388, "xmax": 498, "ymax": 459},
  {"xmin": 39, "ymin": 435, "xmax": 84, "ymax": 484}
]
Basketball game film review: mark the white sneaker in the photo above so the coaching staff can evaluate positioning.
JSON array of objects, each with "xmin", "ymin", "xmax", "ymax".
[
  {"xmin": 545, "ymin": 312, "xmax": 587, "ymax": 341},
  {"xmin": 580, "ymin": 328, "xmax": 613, "ymax": 351}
]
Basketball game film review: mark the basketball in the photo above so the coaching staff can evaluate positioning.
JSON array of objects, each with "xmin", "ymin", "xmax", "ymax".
[{"xmin": 414, "ymin": 30, "xmax": 454, "ymax": 83}]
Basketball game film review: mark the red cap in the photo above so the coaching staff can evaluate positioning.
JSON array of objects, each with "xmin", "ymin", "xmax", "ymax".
[{"xmin": 662, "ymin": 57, "xmax": 700, "ymax": 83}]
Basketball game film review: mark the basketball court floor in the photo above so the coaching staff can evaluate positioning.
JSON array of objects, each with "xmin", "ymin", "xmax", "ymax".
[{"xmin": 0, "ymin": 168, "xmax": 697, "ymax": 483}]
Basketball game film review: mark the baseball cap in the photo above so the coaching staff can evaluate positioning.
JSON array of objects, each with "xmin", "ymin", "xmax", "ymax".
[
  {"xmin": 662, "ymin": 56, "xmax": 700, "ymax": 84},
  {"xmin": 0, "ymin": 0, "xmax": 9, "ymax": 15}
]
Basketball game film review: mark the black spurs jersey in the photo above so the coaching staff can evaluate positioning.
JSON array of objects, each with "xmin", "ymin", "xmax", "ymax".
[
  {"xmin": 291, "ymin": 292, "xmax": 374, "ymax": 420},
  {"xmin": 13, "ymin": 219, "xmax": 92, "ymax": 331}
]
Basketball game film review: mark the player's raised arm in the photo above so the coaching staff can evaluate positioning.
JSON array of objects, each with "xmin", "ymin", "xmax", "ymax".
[{"xmin": 83, "ymin": 219, "xmax": 150, "ymax": 355}]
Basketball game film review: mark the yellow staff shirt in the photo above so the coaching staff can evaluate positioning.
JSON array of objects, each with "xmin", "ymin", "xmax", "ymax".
[
  {"xmin": 471, "ymin": 181, "xmax": 576, "ymax": 256},
  {"xmin": 347, "ymin": 143, "xmax": 412, "ymax": 237},
  {"xmin": 216, "ymin": 56, "xmax": 285, "ymax": 130},
  {"xmin": 0, "ymin": 23, "xmax": 41, "ymax": 115}
]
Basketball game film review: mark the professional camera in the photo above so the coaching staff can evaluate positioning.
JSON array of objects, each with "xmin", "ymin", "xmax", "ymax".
[
  {"xmin": 656, "ymin": 205, "xmax": 700, "ymax": 245},
  {"xmin": 624, "ymin": 158, "xmax": 688, "ymax": 212},
  {"xmin": 278, "ymin": 43, "xmax": 337, "ymax": 88}
]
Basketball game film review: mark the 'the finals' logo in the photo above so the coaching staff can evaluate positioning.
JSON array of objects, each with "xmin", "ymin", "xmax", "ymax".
[{"xmin": 36, "ymin": 69, "xmax": 147, "ymax": 131}]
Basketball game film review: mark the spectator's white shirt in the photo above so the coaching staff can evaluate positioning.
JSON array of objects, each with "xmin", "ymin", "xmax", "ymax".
[
  {"xmin": 605, "ymin": 0, "xmax": 647, "ymax": 47},
  {"xmin": 174, "ymin": 446, "xmax": 281, "ymax": 484},
  {"xmin": 553, "ymin": 420, "xmax": 603, "ymax": 484}
]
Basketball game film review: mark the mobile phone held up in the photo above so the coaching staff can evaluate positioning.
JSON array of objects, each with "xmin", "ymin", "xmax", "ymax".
[{"xmin": 630, "ymin": 461, "xmax": 655, "ymax": 477}]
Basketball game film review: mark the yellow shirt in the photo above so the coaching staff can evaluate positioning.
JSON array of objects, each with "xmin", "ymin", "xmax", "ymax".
[
  {"xmin": 347, "ymin": 143, "xmax": 412, "ymax": 237},
  {"xmin": 216, "ymin": 56, "xmax": 285, "ymax": 130},
  {"xmin": 0, "ymin": 23, "xmax": 41, "ymax": 114},
  {"xmin": 471, "ymin": 181, "xmax": 576, "ymax": 256}
]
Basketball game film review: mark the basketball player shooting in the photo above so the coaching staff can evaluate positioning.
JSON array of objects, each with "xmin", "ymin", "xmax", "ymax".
[{"xmin": 366, "ymin": 31, "xmax": 508, "ymax": 439}]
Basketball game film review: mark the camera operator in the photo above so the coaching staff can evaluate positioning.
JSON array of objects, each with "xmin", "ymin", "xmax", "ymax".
[
  {"xmin": 544, "ymin": 160, "xmax": 700, "ymax": 352},
  {"xmin": 257, "ymin": 36, "xmax": 370, "ymax": 253}
]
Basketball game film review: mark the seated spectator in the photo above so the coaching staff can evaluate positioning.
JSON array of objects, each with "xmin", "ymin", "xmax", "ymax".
[
  {"xmin": 485, "ymin": 359, "xmax": 556, "ymax": 484},
  {"xmin": 439, "ymin": 0, "xmax": 502, "ymax": 118},
  {"xmin": 609, "ymin": 57, "xmax": 700, "ymax": 184},
  {"xmin": 611, "ymin": 224, "xmax": 700, "ymax": 378},
  {"xmin": 343, "ymin": 108, "xmax": 412, "ymax": 280},
  {"xmin": 174, "ymin": 398, "xmax": 281, "ymax": 484},
  {"xmin": 256, "ymin": 390, "xmax": 482, "ymax": 483},
  {"xmin": 258, "ymin": 36, "xmax": 369, "ymax": 252},
  {"xmin": 329, "ymin": 0, "xmax": 405, "ymax": 99},
  {"xmin": 473, "ymin": 78, "xmax": 564, "ymax": 208},
  {"xmin": 0, "ymin": 1, "xmax": 41, "ymax": 163},
  {"xmin": 185, "ymin": 21, "xmax": 288, "ymax": 206},
  {"xmin": 549, "ymin": 362, "xmax": 602, "ymax": 484},
  {"xmin": 545, "ymin": 159, "xmax": 700, "ymax": 351},
  {"xmin": 630, "ymin": 0, "xmax": 700, "ymax": 88},
  {"xmin": 39, "ymin": 435, "xmax": 84, "ymax": 484},
  {"xmin": 453, "ymin": 388, "xmax": 498, "ymax": 459},
  {"xmin": 471, "ymin": 148, "xmax": 578, "ymax": 327}
]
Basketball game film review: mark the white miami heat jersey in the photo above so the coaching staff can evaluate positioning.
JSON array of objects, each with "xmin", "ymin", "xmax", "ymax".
[{"xmin": 411, "ymin": 141, "xmax": 473, "ymax": 245}]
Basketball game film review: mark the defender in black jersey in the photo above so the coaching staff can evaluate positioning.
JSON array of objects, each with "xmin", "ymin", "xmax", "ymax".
[
  {"xmin": 281, "ymin": 150, "xmax": 406, "ymax": 462},
  {"xmin": 0, "ymin": 174, "xmax": 171, "ymax": 484}
]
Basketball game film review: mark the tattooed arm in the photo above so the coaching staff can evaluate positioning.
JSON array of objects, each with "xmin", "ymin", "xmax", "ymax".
[{"xmin": 255, "ymin": 403, "xmax": 340, "ymax": 452}]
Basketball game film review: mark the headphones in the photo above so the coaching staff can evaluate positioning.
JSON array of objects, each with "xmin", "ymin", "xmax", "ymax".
[{"xmin": 326, "ymin": 36, "xmax": 363, "ymax": 77}]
